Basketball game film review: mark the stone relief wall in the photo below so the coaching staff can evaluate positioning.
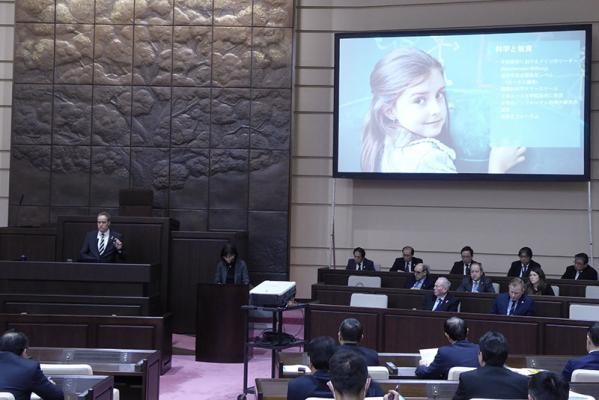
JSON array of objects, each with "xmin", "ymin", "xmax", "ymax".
[{"xmin": 10, "ymin": 0, "xmax": 293, "ymax": 282}]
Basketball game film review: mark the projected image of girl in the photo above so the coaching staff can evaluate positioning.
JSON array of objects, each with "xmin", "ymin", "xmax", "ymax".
[{"xmin": 360, "ymin": 47, "xmax": 525, "ymax": 173}]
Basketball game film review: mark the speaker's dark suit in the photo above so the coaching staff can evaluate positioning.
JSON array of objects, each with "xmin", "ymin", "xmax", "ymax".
[
  {"xmin": 491, "ymin": 293, "xmax": 535, "ymax": 316},
  {"xmin": 456, "ymin": 276, "xmax": 495, "ymax": 293},
  {"xmin": 79, "ymin": 230, "xmax": 125, "ymax": 263},
  {"xmin": 422, "ymin": 294, "xmax": 460, "ymax": 312},
  {"xmin": 345, "ymin": 258, "xmax": 375, "ymax": 271},
  {"xmin": 287, "ymin": 369, "xmax": 384, "ymax": 400},
  {"xmin": 0, "ymin": 352, "xmax": 63, "ymax": 400},
  {"xmin": 415, "ymin": 340, "xmax": 480, "ymax": 379},
  {"xmin": 561, "ymin": 265, "xmax": 598, "ymax": 280},
  {"xmin": 562, "ymin": 351, "xmax": 599, "ymax": 381},
  {"xmin": 338, "ymin": 343, "xmax": 379, "ymax": 366},
  {"xmin": 453, "ymin": 365, "xmax": 529, "ymax": 400},
  {"xmin": 390, "ymin": 257, "xmax": 423, "ymax": 272},
  {"xmin": 507, "ymin": 260, "xmax": 540, "ymax": 279},
  {"xmin": 404, "ymin": 274, "xmax": 435, "ymax": 290},
  {"xmin": 449, "ymin": 261, "xmax": 476, "ymax": 275},
  {"xmin": 214, "ymin": 260, "xmax": 250, "ymax": 285}
]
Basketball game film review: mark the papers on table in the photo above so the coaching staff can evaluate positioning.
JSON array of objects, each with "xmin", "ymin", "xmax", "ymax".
[{"xmin": 419, "ymin": 347, "xmax": 438, "ymax": 367}]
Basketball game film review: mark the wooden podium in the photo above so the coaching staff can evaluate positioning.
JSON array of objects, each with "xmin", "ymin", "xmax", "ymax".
[{"xmin": 195, "ymin": 283, "xmax": 248, "ymax": 363}]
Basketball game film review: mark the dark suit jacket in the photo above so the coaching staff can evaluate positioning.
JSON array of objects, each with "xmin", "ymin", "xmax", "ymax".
[
  {"xmin": 0, "ymin": 352, "xmax": 63, "ymax": 400},
  {"xmin": 287, "ymin": 369, "xmax": 383, "ymax": 399},
  {"xmin": 422, "ymin": 294, "xmax": 460, "ymax": 312},
  {"xmin": 450, "ymin": 261, "xmax": 476, "ymax": 275},
  {"xmin": 562, "ymin": 351, "xmax": 599, "ymax": 381},
  {"xmin": 561, "ymin": 265, "xmax": 598, "ymax": 280},
  {"xmin": 338, "ymin": 343, "xmax": 379, "ymax": 366},
  {"xmin": 415, "ymin": 340, "xmax": 480, "ymax": 379},
  {"xmin": 345, "ymin": 258, "xmax": 375, "ymax": 271},
  {"xmin": 390, "ymin": 257, "xmax": 423, "ymax": 272},
  {"xmin": 491, "ymin": 293, "xmax": 535, "ymax": 316},
  {"xmin": 214, "ymin": 259, "xmax": 250, "ymax": 285},
  {"xmin": 507, "ymin": 260, "xmax": 540, "ymax": 279},
  {"xmin": 78, "ymin": 230, "xmax": 125, "ymax": 263},
  {"xmin": 453, "ymin": 365, "xmax": 529, "ymax": 400},
  {"xmin": 404, "ymin": 274, "xmax": 435, "ymax": 290},
  {"xmin": 456, "ymin": 276, "xmax": 495, "ymax": 293}
]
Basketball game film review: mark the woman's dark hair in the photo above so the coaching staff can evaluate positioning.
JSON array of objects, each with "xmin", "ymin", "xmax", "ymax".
[
  {"xmin": 528, "ymin": 265, "xmax": 548, "ymax": 294},
  {"xmin": 479, "ymin": 331, "xmax": 509, "ymax": 366},
  {"xmin": 529, "ymin": 371, "xmax": 569, "ymax": 400},
  {"xmin": 220, "ymin": 243, "xmax": 239, "ymax": 265}
]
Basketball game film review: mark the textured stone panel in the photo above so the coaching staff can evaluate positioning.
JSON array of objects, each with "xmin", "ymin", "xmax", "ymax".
[
  {"xmin": 96, "ymin": 0, "xmax": 134, "ymax": 24},
  {"xmin": 211, "ymin": 88, "xmax": 250, "ymax": 148},
  {"xmin": 53, "ymin": 85, "xmax": 93, "ymax": 145},
  {"xmin": 169, "ymin": 209, "xmax": 208, "ymax": 230},
  {"xmin": 213, "ymin": 0, "xmax": 251, "ymax": 26},
  {"xmin": 91, "ymin": 146, "xmax": 130, "ymax": 207},
  {"xmin": 248, "ymin": 211, "xmax": 288, "ymax": 272},
  {"xmin": 12, "ymin": 84, "xmax": 53, "ymax": 145},
  {"xmin": 133, "ymin": 26, "xmax": 172, "ymax": 86},
  {"xmin": 169, "ymin": 148, "xmax": 209, "ymax": 209},
  {"xmin": 172, "ymin": 26, "xmax": 212, "ymax": 86},
  {"xmin": 252, "ymin": 28, "xmax": 293, "ymax": 88},
  {"xmin": 253, "ymin": 0, "xmax": 293, "ymax": 27},
  {"xmin": 93, "ymin": 86, "xmax": 131, "ymax": 146},
  {"xmin": 131, "ymin": 87, "xmax": 171, "ymax": 147},
  {"xmin": 55, "ymin": 24, "xmax": 94, "ymax": 84},
  {"xmin": 209, "ymin": 149, "xmax": 248, "ymax": 209},
  {"xmin": 15, "ymin": 0, "xmax": 55, "ymax": 22},
  {"xmin": 135, "ymin": 0, "xmax": 174, "ymax": 25},
  {"xmin": 50, "ymin": 207, "xmax": 92, "ymax": 224},
  {"xmin": 94, "ymin": 25, "xmax": 133, "ymax": 85},
  {"xmin": 9, "ymin": 205, "xmax": 51, "ymax": 227},
  {"xmin": 171, "ymin": 87, "xmax": 210, "ymax": 148},
  {"xmin": 10, "ymin": 145, "xmax": 51, "ymax": 206},
  {"xmin": 251, "ymin": 89, "xmax": 291, "ymax": 149},
  {"xmin": 208, "ymin": 209, "xmax": 247, "ymax": 230},
  {"xmin": 131, "ymin": 147, "xmax": 170, "ymax": 208},
  {"xmin": 173, "ymin": 0, "xmax": 212, "ymax": 25},
  {"xmin": 51, "ymin": 146, "xmax": 91, "ymax": 206},
  {"xmin": 249, "ymin": 150, "xmax": 289, "ymax": 211},
  {"xmin": 212, "ymin": 27, "xmax": 251, "ymax": 87},
  {"xmin": 13, "ymin": 24, "xmax": 55, "ymax": 83},
  {"xmin": 56, "ymin": 0, "xmax": 95, "ymax": 23}
]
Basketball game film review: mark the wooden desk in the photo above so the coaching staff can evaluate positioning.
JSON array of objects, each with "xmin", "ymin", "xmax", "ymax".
[{"xmin": 53, "ymin": 375, "xmax": 114, "ymax": 400}]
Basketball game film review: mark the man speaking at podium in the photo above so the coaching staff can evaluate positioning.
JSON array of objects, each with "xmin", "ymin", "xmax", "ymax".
[{"xmin": 79, "ymin": 211, "xmax": 125, "ymax": 263}]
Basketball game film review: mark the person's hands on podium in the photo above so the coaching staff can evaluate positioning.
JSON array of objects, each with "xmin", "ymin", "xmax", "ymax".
[{"xmin": 113, "ymin": 237, "xmax": 123, "ymax": 250}]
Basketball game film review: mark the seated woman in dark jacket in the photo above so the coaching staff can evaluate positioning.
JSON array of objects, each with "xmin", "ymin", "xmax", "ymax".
[
  {"xmin": 214, "ymin": 243, "xmax": 250, "ymax": 285},
  {"xmin": 526, "ymin": 266, "xmax": 555, "ymax": 296}
]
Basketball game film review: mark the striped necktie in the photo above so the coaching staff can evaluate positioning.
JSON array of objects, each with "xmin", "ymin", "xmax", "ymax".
[{"xmin": 98, "ymin": 233, "xmax": 106, "ymax": 255}]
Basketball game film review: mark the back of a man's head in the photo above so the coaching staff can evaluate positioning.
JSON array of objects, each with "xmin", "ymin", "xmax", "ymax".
[
  {"xmin": 528, "ymin": 371, "xmax": 569, "ymax": 400},
  {"xmin": 0, "ymin": 330, "xmax": 29, "ymax": 356},
  {"xmin": 588, "ymin": 322, "xmax": 599, "ymax": 348},
  {"xmin": 307, "ymin": 336, "xmax": 338, "ymax": 371},
  {"xmin": 328, "ymin": 350, "xmax": 368, "ymax": 399},
  {"xmin": 339, "ymin": 318, "xmax": 363, "ymax": 343},
  {"xmin": 444, "ymin": 317, "xmax": 468, "ymax": 342},
  {"xmin": 479, "ymin": 331, "xmax": 509, "ymax": 367}
]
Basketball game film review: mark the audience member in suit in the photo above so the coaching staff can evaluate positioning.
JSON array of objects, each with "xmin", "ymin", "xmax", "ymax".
[
  {"xmin": 562, "ymin": 252, "xmax": 598, "ymax": 281},
  {"xmin": 415, "ymin": 317, "xmax": 479, "ymax": 379},
  {"xmin": 404, "ymin": 263, "xmax": 435, "ymax": 290},
  {"xmin": 422, "ymin": 277, "xmax": 460, "ymax": 312},
  {"xmin": 453, "ymin": 331, "xmax": 529, "ymax": 400},
  {"xmin": 337, "ymin": 318, "xmax": 379, "ymax": 367},
  {"xmin": 287, "ymin": 336, "xmax": 338, "ymax": 400},
  {"xmin": 346, "ymin": 247, "xmax": 375, "ymax": 271},
  {"xmin": 390, "ymin": 246, "xmax": 423, "ymax": 272},
  {"xmin": 214, "ymin": 243, "xmax": 250, "ymax": 285},
  {"xmin": 0, "ymin": 330, "xmax": 63, "ymax": 400},
  {"xmin": 562, "ymin": 322, "xmax": 599, "ymax": 382},
  {"xmin": 526, "ymin": 266, "xmax": 555, "ymax": 296},
  {"xmin": 79, "ymin": 211, "xmax": 125, "ymax": 263},
  {"xmin": 507, "ymin": 246, "xmax": 540, "ymax": 279},
  {"xmin": 449, "ymin": 246, "xmax": 475, "ymax": 275},
  {"xmin": 529, "ymin": 371, "xmax": 569, "ymax": 400},
  {"xmin": 491, "ymin": 278, "xmax": 535, "ymax": 316},
  {"xmin": 456, "ymin": 262, "xmax": 495, "ymax": 293}
]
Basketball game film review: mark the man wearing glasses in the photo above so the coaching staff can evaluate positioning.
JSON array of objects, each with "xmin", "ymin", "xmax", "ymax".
[
  {"xmin": 404, "ymin": 263, "xmax": 435, "ymax": 290},
  {"xmin": 79, "ymin": 211, "xmax": 126, "ymax": 263}
]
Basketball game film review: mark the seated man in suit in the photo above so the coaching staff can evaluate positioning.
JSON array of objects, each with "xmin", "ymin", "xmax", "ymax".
[
  {"xmin": 491, "ymin": 278, "xmax": 535, "ymax": 316},
  {"xmin": 456, "ymin": 262, "xmax": 495, "ymax": 293},
  {"xmin": 345, "ymin": 247, "xmax": 375, "ymax": 271},
  {"xmin": 390, "ymin": 246, "xmax": 423, "ymax": 272},
  {"xmin": 529, "ymin": 371, "xmax": 569, "ymax": 400},
  {"xmin": 562, "ymin": 252, "xmax": 598, "ymax": 281},
  {"xmin": 453, "ymin": 331, "xmax": 529, "ymax": 400},
  {"xmin": 423, "ymin": 277, "xmax": 460, "ymax": 312},
  {"xmin": 79, "ymin": 211, "xmax": 125, "ymax": 263},
  {"xmin": 507, "ymin": 246, "xmax": 540, "ymax": 279},
  {"xmin": 337, "ymin": 318, "xmax": 379, "ymax": 366},
  {"xmin": 0, "ymin": 330, "xmax": 64, "ymax": 400},
  {"xmin": 287, "ymin": 336, "xmax": 338, "ymax": 400},
  {"xmin": 562, "ymin": 322, "xmax": 599, "ymax": 381},
  {"xmin": 404, "ymin": 263, "xmax": 435, "ymax": 290},
  {"xmin": 449, "ymin": 246, "xmax": 475, "ymax": 275},
  {"xmin": 415, "ymin": 317, "xmax": 479, "ymax": 379}
]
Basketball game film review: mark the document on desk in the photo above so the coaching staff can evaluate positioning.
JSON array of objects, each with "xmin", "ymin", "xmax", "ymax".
[{"xmin": 419, "ymin": 347, "xmax": 438, "ymax": 366}]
